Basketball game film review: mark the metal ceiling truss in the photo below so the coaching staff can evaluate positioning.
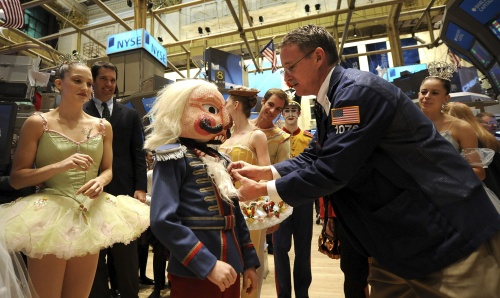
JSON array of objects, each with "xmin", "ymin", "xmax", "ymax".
[{"xmin": 0, "ymin": 0, "xmax": 449, "ymax": 74}]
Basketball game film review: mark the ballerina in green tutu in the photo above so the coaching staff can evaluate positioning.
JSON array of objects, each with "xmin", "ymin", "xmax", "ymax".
[{"xmin": 0, "ymin": 59, "xmax": 150, "ymax": 298}]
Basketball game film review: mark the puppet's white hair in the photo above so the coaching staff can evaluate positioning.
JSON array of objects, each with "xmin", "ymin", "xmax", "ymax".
[{"xmin": 144, "ymin": 79, "xmax": 219, "ymax": 150}]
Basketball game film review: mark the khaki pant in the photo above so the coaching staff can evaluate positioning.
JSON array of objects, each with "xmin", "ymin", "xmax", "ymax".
[{"xmin": 369, "ymin": 231, "xmax": 500, "ymax": 298}]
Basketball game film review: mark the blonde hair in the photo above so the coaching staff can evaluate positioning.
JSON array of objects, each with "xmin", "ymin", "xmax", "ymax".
[
  {"xmin": 447, "ymin": 102, "xmax": 500, "ymax": 152},
  {"xmin": 144, "ymin": 80, "xmax": 219, "ymax": 150}
]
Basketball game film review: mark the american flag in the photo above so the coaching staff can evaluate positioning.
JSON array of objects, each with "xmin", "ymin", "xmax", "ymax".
[
  {"xmin": 331, "ymin": 106, "xmax": 360, "ymax": 125},
  {"xmin": 448, "ymin": 49, "xmax": 462, "ymax": 69},
  {"xmin": 0, "ymin": 0, "xmax": 23, "ymax": 28},
  {"xmin": 260, "ymin": 39, "xmax": 278, "ymax": 73}
]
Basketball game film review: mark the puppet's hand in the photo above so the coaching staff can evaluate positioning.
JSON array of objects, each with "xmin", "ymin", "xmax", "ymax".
[
  {"xmin": 207, "ymin": 260, "xmax": 237, "ymax": 292},
  {"xmin": 242, "ymin": 267, "xmax": 258, "ymax": 295}
]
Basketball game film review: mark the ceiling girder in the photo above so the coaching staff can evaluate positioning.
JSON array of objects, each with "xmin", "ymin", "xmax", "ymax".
[{"xmin": 1, "ymin": 0, "xmax": 448, "ymax": 73}]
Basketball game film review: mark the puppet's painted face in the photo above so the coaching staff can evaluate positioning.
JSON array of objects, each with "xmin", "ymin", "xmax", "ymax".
[{"xmin": 180, "ymin": 85, "xmax": 230, "ymax": 144}]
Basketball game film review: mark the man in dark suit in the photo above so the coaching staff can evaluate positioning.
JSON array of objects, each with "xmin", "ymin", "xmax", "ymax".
[
  {"xmin": 231, "ymin": 25, "xmax": 500, "ymax": 297},
  {"xmin": 85, "ymin": 61, "xmax": 147, "ymax": 298}
]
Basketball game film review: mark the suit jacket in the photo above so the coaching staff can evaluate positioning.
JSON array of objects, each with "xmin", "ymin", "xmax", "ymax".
[
  {"xmin": 83, "ymin": 99, "xmax": 147, "ymax": 196},
  {"xmin": 272, "ymin": 65, "xmax": 500, "ymax": 279}
]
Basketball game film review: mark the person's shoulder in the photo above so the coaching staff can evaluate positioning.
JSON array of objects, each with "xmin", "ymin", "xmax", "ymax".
[
  {"xmin": 252, "ymin": 129, "xmax": 267, "ymax": 140},
  {"xmin": 302, "ymin": 130, "xmax": 314, "ymax": 138},
  {"xmin": 155, "ymin": 143, "xmax": 187, "ymax": 162},
  {"xmin": 453, "ymin": 117, "xmax": 473, "ymax": 130},
  {"xmin": 22, "ymin": 112, "xmax": 46, "ymax": 128}
]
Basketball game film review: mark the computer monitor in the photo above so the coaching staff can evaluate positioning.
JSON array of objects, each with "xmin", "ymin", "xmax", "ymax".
[
  {"xmin": 387, "ymin": 64, "xmax": 428, "ymax": 82},
  {"xmin": 444, "ymin": 22, "xmax": 474, "ymax": 50},
  {"xmin": 0, "ymin": 102, "xmax": 17, "ymax": 173},
  {"xmin": 470, "ymin": 40, "xmax": 494, "ymax": 67},
  {"xmin": 488, "ymin": 62, "xmax": 500, "ymax": 92},
  {"xmin": 459, "ymin": 0, "xmax": 500, "ymax": 25},
  {"xmin": 392, "ymin": 69, "xmax": 430, "ymax": 100},
  {"xmin": 488, "ymin": 16, "xmax": 500, "ymax": 41},
  {"xmin": 142, "ymin": 97, "xmax": 155, "ymax": 114},
  {"xmin": 204, "ymin": 48, "xmax": 244, "ymax": 88}
]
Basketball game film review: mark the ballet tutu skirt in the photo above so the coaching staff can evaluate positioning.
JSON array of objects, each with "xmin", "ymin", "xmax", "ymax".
[
  {"xmin": 0, "ymin": 129, "xmax": 150, "ymax": 259},
  {"xmin": 240, "ymin": 197, "xmax": 293, "ymax": 230}
]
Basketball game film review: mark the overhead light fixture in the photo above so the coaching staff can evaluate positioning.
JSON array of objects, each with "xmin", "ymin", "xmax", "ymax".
[
  {"xmin": 158, "ymin": 36, "xmax": 163, "ymax": 42},
  {"xmin": 198, "ymin": 27, "xmax": 203, "ymax": 36},
  {"xmin": 315, "ymin": 4, "xmax": 321, "ymax": 13},
  {"xmin": 205, "ymin": 27, "xmax": 211, "ymax": 35},
  {"xmin": 258, "ymin": 16, "xmax": 264, "ymax": 25},
  {"xmin": 353, "ymin": 24, "xmax": 357, "ymax": 37},
  {"xmin": 250, "ymin": 16, "xmax": 253, "ymax": 25},
  {"xmin": 305, "ymin": 4, "xmax": 310, "ymax": 15},
  {"xmin": 126, "ymin": 0, "xmax": 132, "ymax": 7}
]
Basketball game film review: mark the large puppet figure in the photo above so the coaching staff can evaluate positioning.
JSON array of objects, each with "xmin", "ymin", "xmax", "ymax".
[{"xmin": 144, "ymin": 80, "xmax": 260, "ymax": 297}]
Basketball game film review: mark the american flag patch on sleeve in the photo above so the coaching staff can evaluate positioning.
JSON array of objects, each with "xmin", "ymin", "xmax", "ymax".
[{"xmin": 331, "ymin": 106, "xmax": 360, "ymax": 125}]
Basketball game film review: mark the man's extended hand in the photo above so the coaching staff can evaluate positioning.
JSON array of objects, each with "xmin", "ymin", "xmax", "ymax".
[
  {"xmin": 231, "ymin": 171, "xmax": 268, "ymax": 202},
  {"xmin": 228, "ymin": 161, "xmax": 273, "ymax": 182}
]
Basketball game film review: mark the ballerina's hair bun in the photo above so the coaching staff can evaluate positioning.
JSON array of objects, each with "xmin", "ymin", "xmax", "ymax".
[{"xmin": 228, "ymin": 86, "xmax": 260, "ymax": 108}]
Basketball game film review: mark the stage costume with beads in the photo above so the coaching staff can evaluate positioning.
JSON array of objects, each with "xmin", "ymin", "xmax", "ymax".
[
  {"xmin": 220, "ymin": 132, "xmax": 292, "ymax": 230},
  {"xmin": 0, "ymin": 113, "xmax": 150, "ymax": 259}
]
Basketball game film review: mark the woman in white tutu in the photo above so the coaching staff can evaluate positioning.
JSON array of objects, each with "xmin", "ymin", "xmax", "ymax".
[
  {"xmin": 0, "ymin": 229, "xmax": 35, "ymax": 297},
  {"xmin": 419, "ymin": 65, "xmax": 486, "ymax": 180},
  {"xmin": 418, "ymin": 67, "xmax": 500, "ymax": 212},
  {"xmin": 0, "ymin": 59, "xmax": 149, "ymax": 297}
]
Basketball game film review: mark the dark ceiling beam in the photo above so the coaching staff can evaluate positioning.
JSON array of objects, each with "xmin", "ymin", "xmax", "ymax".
[{"xmin": 338, "ymin": 0, "xmax": 356, "ymax": 57}]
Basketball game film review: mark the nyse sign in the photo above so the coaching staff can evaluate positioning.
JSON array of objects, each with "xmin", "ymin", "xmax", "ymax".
[
  {"xmin": 143, "ymin": 31, "xmax": 167, "ymax": 66},
  {"xmin": 107, "ymin": 29, "xmax": 167, "ymax": 67}
]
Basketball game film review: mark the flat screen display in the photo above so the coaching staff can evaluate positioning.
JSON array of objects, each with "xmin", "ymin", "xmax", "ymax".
[
  {"xmin": 142, "ymin": 97, "xmax": 155, "ymax": 114},
  {"xmin": 205, "ymin": 48, "xmax": 243, "ymax": 88},
  {"xmin": 489, "ymin": 17, "xmax": 500, "ymax": 40},
  {"xmin": 0, "ymin": 102, "xmax": 17, "ymax": 166},
  {"xmin": 488, "ymin": 62, "xmax": 500, "ymax": 92},
  {"xmin": 387, "ymin": 64, "xmax": 428, "ymax": 82},
  {"xmin": 444, "ymin": 22, "xmax": 475, "ymax": 50},
  {"xmin": 470, "ymin": 40, "xmax": 494, "ymax": 67},
  {"xmin": 392, "ymin": 69, "xmax": 430, "ymax": 100},
  {"xmin": 459, "ymin": 0, "xmax": 500, "ymax": 25}
]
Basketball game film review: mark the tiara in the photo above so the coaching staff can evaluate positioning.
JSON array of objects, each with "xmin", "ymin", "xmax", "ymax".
[
  {"xmin": 59, "ymin": 52, "xmax": 87, "ymax": 65},
  {"xmin": 427, "ymin": 61, "xmax": 457, "ymax": 81}
]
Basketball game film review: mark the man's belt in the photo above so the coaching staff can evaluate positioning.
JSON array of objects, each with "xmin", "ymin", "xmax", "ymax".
[{"xmin": 182, "ymin": 215, "xmax": 235, "ymax": 230}]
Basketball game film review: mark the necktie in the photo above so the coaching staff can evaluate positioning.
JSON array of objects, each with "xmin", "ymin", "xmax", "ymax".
[{"xmin": 102, "ymin": 102, "xmax": 111, "ymax": 120}]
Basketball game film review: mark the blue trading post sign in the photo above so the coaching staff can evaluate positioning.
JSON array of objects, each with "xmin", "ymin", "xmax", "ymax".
[{"xmin": 106, "ymin": 29, "xmax": 167, "ymax": 67}]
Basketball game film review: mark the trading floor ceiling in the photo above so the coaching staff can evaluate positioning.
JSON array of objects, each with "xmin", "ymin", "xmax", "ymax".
[{"xmin": 0, "ymin": 0, "xmax": 450, "ymax": 73}]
